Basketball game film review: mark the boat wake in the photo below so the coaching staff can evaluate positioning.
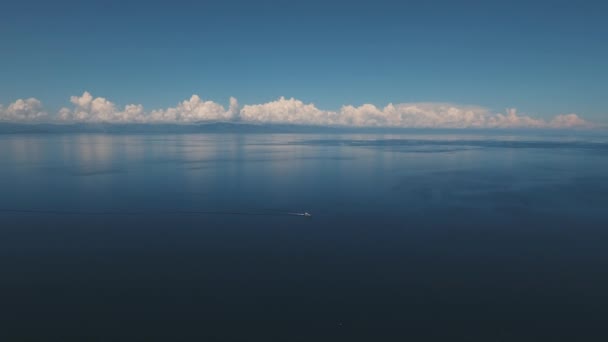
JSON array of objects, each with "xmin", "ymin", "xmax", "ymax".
[{"xmin": 0, "ymin": 208, "xmax": 312, "ymax": 218}]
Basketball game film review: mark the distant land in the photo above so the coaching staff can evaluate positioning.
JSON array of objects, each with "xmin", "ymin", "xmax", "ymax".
[
  {"xmin": 0, "ymin": 122, "xmax": 602, "ymax": 135},
  {"xmin": 0, "ymin": 122, "xmax": 334, "ymax": 134}
]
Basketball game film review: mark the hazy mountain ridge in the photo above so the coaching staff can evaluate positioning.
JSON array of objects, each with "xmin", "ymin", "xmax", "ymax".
[
  {"xmin": 4, "ymin": 121, "xmax": 605, "ymax": 135},
  {"xmin": 0, "ymin": 122, "xmax": 334, "ymax": 134}
]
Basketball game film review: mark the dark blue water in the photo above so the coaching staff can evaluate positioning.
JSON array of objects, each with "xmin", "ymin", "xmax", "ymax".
[{"xmin": 1, "ymin": 132, "xmax": 608, "ymax": 341}]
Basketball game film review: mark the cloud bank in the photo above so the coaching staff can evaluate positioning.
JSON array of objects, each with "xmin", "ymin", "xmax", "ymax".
[{"xmin": 0, "ymin": 92, "xmax": 591, "ymax": 129}]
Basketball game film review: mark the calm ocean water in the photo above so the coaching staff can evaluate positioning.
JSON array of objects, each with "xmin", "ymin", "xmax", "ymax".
[{"xmin": 1, "ymin": 131, "xmax": 608, "ymax": 341}]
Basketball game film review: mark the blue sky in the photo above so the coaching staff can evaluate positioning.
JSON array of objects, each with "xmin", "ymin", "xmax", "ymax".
[{"xmin": 1, "ymin": 0, "xmax": 607, "ymax": 125}]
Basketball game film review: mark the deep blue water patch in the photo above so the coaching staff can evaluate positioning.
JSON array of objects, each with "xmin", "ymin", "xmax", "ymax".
[{"xmin": 1, "ymin": 131, "xmax": 607, "ymax": 341}]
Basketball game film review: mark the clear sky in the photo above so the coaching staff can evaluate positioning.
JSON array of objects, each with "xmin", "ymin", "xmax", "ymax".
[{"xmin": 1, "ymin": 0, "xmax": 607, "ymax": 125}]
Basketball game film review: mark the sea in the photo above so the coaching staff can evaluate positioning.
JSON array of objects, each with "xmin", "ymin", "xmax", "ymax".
[{"xmin": 1, "ymin": 130, "xmax": 607, "ymax": 341}]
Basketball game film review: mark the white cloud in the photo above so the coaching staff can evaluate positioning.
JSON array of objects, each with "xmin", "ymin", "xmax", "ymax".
[
  {"xmin": 240, "ymin": 97, "xmax": 333, "ymax": 125},
  {"xmin": 55, "ymin": 92, "xmax": 142, "ymax": 123},
  {"xmin": 148, "ymin": 95, "xmax": 238, "ymax": 123},
  {"xmin": 239, "ymin": 98, "xmax": 492, "ymax": 127},
  {"xmin": 549, "ymin": 113, "xmax": 590, "ymax": 128},
  {"xmin": 0, "ymin": 98, "xmax": 48, "ymax": 122},
  {"xmin": 57, "ymin": 92, "xmax": 238, "ymax": 123},
  {"xmin": 0, "ymin": 92, "xmax": 592, "ymax": 129},
  {"xmin": 59, "ymin": 92, "xmax": 146, "ymax": 123},
  {"xmin": 337, "ymin": 103, "xmax": 494, "ymax": 128},
  {"xmin": 240, "ymin": 98, "xmax": 589, "ymax": 128}
]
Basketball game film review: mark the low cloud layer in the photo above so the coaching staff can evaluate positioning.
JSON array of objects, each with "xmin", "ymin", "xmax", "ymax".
[{"xmin": 0, "ymin": 92, "xmax": 591, "ymax": 129}]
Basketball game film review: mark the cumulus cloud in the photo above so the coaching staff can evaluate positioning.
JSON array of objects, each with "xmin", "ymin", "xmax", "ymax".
[
  {"xmin": 0, "ymin": 98, "xmax": 48, "ymax": 122},
  {"xmin": 148, "ymin": 95, "xmax": 238, "ymax": 123},
  {"xmin": 338, "ymin": 102, "xmax": 495, "ymax": 128},
  {"xmin": 0, "ymin": 92, "xmax": 592, "ymax": 129},
  {"xmin": 58, "ymin": 92, "xmax": 146, "ymax": 123},
  {"xmin": 240, "ymin": 97, "xmax": 333, "ymax": 125},
  {"xmin": 58, "ymin": 92, "xmax": 238, "ymax": 123},
  {"xmin": 549, "ymin": 113, "xmax": 590, "ymax": 128},
  {"xmin": 240, "ymin": 97, "xmax": 589, "ymax": 129}
]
